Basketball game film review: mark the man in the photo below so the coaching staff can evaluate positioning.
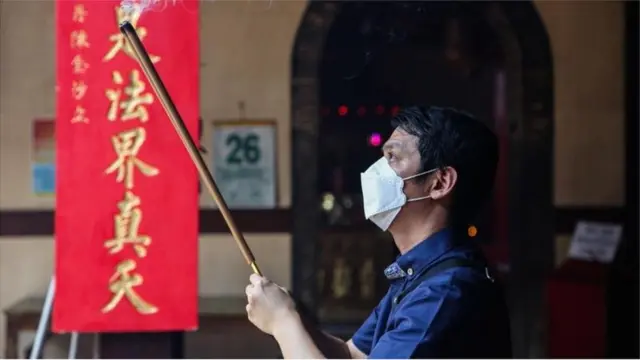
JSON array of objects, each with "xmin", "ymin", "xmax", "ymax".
[{"xmin": 245, "ymin": 106, "xmax": 512, "ymax": 358}]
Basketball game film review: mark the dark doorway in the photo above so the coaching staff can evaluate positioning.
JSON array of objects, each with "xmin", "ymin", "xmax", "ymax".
[
  {"xmin": 319, "ymin": 1, "xmax": 511, "ymax": 269},
  {"xmin": 291, "ymin": 1, "xmax": 553, "ymax": 356}
]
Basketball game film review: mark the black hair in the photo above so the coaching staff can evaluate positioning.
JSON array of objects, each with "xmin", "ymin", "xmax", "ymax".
[{"xmin": 390, "ymin": 106, "xmax": 499, "ymax": 228}]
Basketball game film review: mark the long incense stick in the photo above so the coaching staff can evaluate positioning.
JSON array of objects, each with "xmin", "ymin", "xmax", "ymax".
[{"xmin": 119, "ymin": 21, "xmax": 262, "ymax": 276}]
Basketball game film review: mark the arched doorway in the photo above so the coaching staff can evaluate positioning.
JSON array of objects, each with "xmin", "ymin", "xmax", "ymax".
[{"xmin": 291, "ymin": 1, "xmax": 553, "ymax": 356}]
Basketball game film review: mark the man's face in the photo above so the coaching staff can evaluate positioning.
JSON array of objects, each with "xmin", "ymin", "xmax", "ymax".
[{"xmin": 382, "ymin": 128, "xmax": 427, "ymax": 199}]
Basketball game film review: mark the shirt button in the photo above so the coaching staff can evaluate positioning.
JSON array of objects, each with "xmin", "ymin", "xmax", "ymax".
[
  {"xmin": 407, "ymin": 268, "xmax": 414, "ymax": 276},
  {"xmin": 392, "ymin": 296, "xmax": 398, "ymax": 304}
]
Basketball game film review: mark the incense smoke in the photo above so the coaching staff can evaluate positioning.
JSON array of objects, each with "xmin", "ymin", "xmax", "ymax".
[
  {"xmin": 120, "ymin": 0, "xmax": 179, "ymax": 17},
  {"xmin": 120, "ymin": 0, "xmax": 272, "ymax": 17}
]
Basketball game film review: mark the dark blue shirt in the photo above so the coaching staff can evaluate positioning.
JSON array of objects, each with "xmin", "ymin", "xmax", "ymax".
[{"xmin": 351, "ymin": 229, "xmax": 512, "ymax": 358}]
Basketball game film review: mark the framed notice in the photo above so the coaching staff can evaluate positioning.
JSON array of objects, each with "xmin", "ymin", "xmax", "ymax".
[
  {"xmin": 212, "ymin": 120, "xmax": 277, "ymax": 209},
  {"xmin": 567, "ymin": 221, "xmax": 623, "ymax": 264},
  {"xmin": 32, "ymin": 119, "xmax": 56, "ymax": 196}
]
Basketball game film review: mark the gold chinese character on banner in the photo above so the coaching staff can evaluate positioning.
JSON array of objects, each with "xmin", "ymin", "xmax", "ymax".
[
  {"xmin": 71, "ymin": 54, "xmax": 89, "ymax": 74},
  {"xmin": 104, "ymin": 191, "xmax": 151, "ymax": 258},
  {"xmin": 72, "ymin": 4, "xmax": 88, "ymax": 23},
  {"xmin": 71, "ymin": 105, "xmax": 89, "ymax": 124},
  {"xmin": 103, "ymin": 6, "xmax": 160, "ymax": 63},
  {"xmin": 70, "ymin": 30, "xmax": 90, "ymax": 49},
  {"xmin": 72, "ymin": 80, "xmax": 88, "ymax": 100},
  {"xmin": 105, "ymin": 127, "xmax": 159, "ymax": 189},
  {"xmin": 105, "ymin": 70, "xmax": 154, "ymax": 122},
  {"xmin": 102, "ymin": 259, "xmax": 158, "ymax": 314}
]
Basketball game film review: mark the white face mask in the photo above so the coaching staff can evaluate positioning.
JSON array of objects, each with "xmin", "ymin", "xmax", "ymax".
[{"xmin": 360, "ymin": 157, "xmax": 435, "ymax": 231}]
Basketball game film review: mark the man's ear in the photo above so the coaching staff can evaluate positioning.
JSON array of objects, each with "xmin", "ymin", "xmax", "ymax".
[{"xmin": 426, "ymin": 166, "xmax": 458, "ymax": 200}]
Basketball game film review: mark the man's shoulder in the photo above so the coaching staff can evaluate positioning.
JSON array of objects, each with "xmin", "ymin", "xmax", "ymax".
[
  {"xmin": 423, "ymin": 248, "xmax": 491, "ymax": 281},
  {"xmin": 388, "ymin": 258, "xmax": 506, "ymax": 332},
  {"xmin": 410, "ymin": 266, "xmax": 481, "ymax": 296},
  {"xmin": 403, "ymin": 255, "xmax": 497, "ymax": 305}
]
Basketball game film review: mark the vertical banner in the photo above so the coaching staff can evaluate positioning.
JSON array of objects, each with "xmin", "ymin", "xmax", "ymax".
[{"xmin": 54, "ymin": 0, "xmax": 200, "ymax": 332}]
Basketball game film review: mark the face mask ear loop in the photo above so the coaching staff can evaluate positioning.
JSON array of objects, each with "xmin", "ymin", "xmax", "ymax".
[
  {"xmin": 407, "ymin": 195, "xmax": 431, "ymax": 202},
  {"xmin": 402, "ymin": 168, "xmax": 437, "ymax": 182},
  {"xmin": 403, "ymin": 168, "xmax": 437, "ymax": 202}
]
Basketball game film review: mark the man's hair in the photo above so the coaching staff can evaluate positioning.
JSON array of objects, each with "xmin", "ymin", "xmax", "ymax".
[{"xmin": 390, "ymin": 106, "xmax": 499, "ymax": 227}]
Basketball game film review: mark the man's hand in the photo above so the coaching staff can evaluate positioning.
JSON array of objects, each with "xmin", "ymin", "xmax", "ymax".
[{"xmin": 245, "ymin": 274, "xmax": 297, "ymax": 335}]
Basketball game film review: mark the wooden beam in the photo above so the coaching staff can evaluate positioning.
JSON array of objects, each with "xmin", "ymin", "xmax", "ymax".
[{"xmin": 0, "ymin": 209, "xmax": 291, "ymax": 237}]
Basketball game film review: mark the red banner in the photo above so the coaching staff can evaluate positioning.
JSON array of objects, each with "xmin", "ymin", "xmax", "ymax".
[{"xmin": 54, "ymin": 0, "xmax": 200, "ymax": 332}]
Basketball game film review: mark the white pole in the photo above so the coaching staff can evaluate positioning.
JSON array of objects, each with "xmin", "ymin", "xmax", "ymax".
[
  {"xmin": 92, "ymin": 333, "xmax": 101, "ymax": 359},
  {"xmin": 30, "ymin": 276, "xmax": 55, "ymax": 359},
  {"xmin": 68, "ymin": 332, "xmax": 79, "ymax": 359}
]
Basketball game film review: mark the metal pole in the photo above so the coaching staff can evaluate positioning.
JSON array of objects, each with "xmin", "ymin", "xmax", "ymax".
[
  {"xmin": 68, "ymin": 332, "xmax": 79, "ymax": 359},
  {"xmin": 30, "ymin": 277, "xmax": 55, "ymax": 359},
  {"xmin": 92, "ymin": 333, "xmax": 101, "ymax": 359}
]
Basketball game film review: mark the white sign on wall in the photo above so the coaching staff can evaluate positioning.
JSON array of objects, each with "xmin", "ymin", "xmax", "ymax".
[
  {"xmin": 212, "ymin": 120, "xmax": 277, "ymax": 209},
  {"xmin": 567, "ymin": 221, "xmax": 623, "ymax": 264}
]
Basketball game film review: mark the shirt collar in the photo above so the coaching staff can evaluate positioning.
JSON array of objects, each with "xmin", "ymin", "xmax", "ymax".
[{"xmin": 383, "ymin": 228, "xmax": 455, "ymax": 280}]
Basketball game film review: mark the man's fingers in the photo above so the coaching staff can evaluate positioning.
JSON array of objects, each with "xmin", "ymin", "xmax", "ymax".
[
  {"xmin": 245, "ymin": 284, "xmax": 253, "ymax": 301},
  {"xmin": 249, "ymin": 273, "xmax": 268, "ymax": 285},
  {"xmin": 246, "ymin": 304, "xmax": 255, "ymax": 323}
]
